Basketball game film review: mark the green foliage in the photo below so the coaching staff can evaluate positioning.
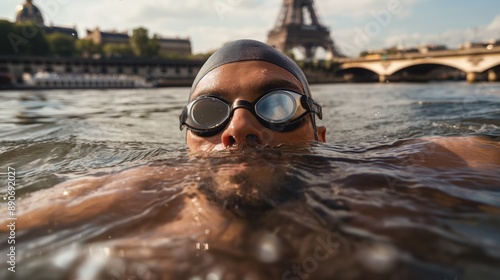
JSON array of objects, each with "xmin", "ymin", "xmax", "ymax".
[
  {"xmin": 359, "ymin": 51, "xmax": 369, "ymax": 57},
  {"xmin": 76, "ymin": 38, "xmax": 102, "ymax": 57},
  {"xmin": 284, "ymin": 50, "xmax": 296, "ymax": 61},
  {"xmin": 102, "ymin": 43, "xmax": 133, "ymax": 57},
  {"xmin": 148, "ymin": 34, "xmax": 160, "ymax": 57},
  {"xmin": 0, "ymin": 20, "xmax": 50, "ymax": 55},
  {"xmin": 46, "ymin": 32, "xmax": 76, "ymax": 57},
  {"xmin": 0, "ymin": 20, "xmax": 16, "ymax": 54},
  {"xmin": 130, "ymin": 27, "xmax": 148, "ymax": 56},
  {"xmin": 130, "ymin": 27, "xmax": 159, "ymax": 57}
]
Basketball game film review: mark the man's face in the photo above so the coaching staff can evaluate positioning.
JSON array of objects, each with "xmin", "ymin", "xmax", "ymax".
[{"xmin": 186, "ymin": 61, "xmax": 326, "ymax": 152}]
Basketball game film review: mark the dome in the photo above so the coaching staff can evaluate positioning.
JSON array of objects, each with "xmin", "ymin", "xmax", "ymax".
[{"xmin": 15, "ymin": 0, "xmax": 44, "ymax": 26}]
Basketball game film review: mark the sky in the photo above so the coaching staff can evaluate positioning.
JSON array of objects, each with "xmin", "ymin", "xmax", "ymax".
[{"xmin": 1, "ymin": 0, "xmax": 500, "ymax": 57}]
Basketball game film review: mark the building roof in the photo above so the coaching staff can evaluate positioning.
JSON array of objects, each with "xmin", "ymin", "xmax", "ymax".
[
  {"xmin": 158, "ymin": 38, "xmax": 190, "ymax": 43},
  {"xmin": 43, "ymin": 26, "xmax": 78, "ymax": 38},
  {"xmin": 15, "ymin": 2, "xmax": 44, "ymax": 26},
  {"xmin": 100, "ymin": 32, "xmax": 130, "ymax": 40}
]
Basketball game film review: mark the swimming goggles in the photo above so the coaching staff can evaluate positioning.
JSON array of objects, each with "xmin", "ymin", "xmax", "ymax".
[{"xmin": 179, "ymin": 89, "xmax": 323, "ymax": 137}]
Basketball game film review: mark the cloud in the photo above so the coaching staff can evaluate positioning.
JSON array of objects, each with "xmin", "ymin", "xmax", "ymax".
[
  {"xmin": 127, "ymin": 1, "xmax": 276, "ymax": 52},
  {"xmin": 184, "ymin": 1, "xmax": 279, "ymax": 52},
  {"xmin": 486, "ymin": 14, "xmax": 500, "ymax": 31},
  {"xmin": 381, "ymin": 14, "xmax": 500, "ymax": 50},
  {"xmin": 187, "ymin": 25, "xmax": 266, "ymax": 53},
  {"xmin": 320, "ymin": 0, "xmax": 421, "ymax": 19}
]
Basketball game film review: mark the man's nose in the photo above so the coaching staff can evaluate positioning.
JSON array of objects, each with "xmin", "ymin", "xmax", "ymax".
[{"xmin": 220, "ymin": 108, "xmax": 271, "ymax": 148}]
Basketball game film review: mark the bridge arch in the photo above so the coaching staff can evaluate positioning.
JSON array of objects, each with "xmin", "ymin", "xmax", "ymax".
[
  {"xmin": 339, "ymin": 64, "xmax": 382, "ymax": 75},
  {"xmin": 335, "ymin": 67, "xmax": 379, "ymax": 82},
  {"xmin": 390, "ymin": 63, "xmax": 465, "ymax": 82},
  {"xmin": 483, "ymin": 62, "xmax": 500, "ymax": 72},
  {"xmin": 338, "ymin": 48, "xmax": 500, "ymax": 82},
  {"xmin": 387, "ymin": 60, "xmax": 468, "ymax": 75}
]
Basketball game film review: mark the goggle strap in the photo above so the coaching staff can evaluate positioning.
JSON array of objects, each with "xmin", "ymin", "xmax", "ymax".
[
  {"xmin": 301, "ymin": 96, "xmax": 323, "ymax": 120},
  {"xmin": 179, "ymin": 107, "xmax": 188, "ymax": 130}
]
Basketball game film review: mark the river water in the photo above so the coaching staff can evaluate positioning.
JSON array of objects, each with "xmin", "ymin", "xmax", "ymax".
[{"xmin": 0, "ymin": 82, "xmax": 500, "ymax": 280}]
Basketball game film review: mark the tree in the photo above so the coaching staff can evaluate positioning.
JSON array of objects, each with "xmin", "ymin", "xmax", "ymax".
[
  {"xmin": 359, "ymin": 51, "xmax": 370, "ymax": 57},
  {"xmin": 189, "ymin": 50, "xmax": 215, "ymax": 60},
  {"xmin": 130, "ymin": 27, "xmax": 159, "ymax": 57},
  {"xmin": 148, "ymin": 34, "xmax": 160, "ymax": 57},
  {"xmin": 46, "ymin": 33, "xmax": 76, "ymax": 57},
  {"xmin": 130, "ymin": 27, "xmax": 149, "ymax": 57},
  {"xmin": 102, "ymin": 43, "xmax": 133, "ymax": 57},
  {"xmin": 76, "ymin": 38, "xmax": 102, "ymax": 57},
  {"xmin": 6, "ymin": 21, "xmax": 51, "ymax": 55},
  {"xmin": 284, "ymin": 50, "xmax": 296, "ymax": 61},
  {"xmin": 0, "ymin": 20, "xmax": 16, "ymax": 54}
]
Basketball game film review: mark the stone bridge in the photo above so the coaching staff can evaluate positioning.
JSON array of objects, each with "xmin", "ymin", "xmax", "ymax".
[{"xmin": 338, "ymin": 46, "xmax": 500, "ymax": 83}]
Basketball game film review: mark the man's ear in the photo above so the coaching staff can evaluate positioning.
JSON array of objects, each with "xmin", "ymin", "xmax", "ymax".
[{"xmin": 317, "ymin": 126, "xmax": 326, "ymax": 142}]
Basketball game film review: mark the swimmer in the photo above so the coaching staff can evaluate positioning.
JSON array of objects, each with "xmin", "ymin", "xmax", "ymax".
[
  {"xmin": 9, "ymin": 39, "xmax": 331, "ymax": 234},
  {"xmin": 2, "ymin": 39, "xmax": 499, "ymax": 279},
  {"xmin": 6, "ymin": 38, "xmax": 500, "ymax": 231},
  {"xmin": 180, "ymin": 39, "xmax": 326, "ymax": 152}
]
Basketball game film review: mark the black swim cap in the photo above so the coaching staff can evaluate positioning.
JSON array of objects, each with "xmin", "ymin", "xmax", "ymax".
[{"xmin": 190, "ymin": 39, "xmax": 312, "ymax": 98}]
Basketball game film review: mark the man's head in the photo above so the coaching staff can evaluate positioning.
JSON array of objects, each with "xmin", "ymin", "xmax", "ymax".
[{"xmin": 180, "ymin": 39, "xmax": 326, "ymax": 152}]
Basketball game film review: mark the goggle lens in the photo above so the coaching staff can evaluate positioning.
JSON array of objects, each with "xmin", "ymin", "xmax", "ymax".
[
  {"xmin": 191, "ymin": 98, "xmax": 229, "ymax": 129},
  {"xmin": 256, "ymin": 92, "xmax": 296, "ymax": 123}
]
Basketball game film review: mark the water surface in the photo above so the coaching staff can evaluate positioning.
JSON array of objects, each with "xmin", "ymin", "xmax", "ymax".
[{"xmin": 0, "ymin": 82, "xmax": 499, "ymax": 279}]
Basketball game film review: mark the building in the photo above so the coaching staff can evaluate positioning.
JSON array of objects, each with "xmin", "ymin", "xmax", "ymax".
[
  {"xmin": 15, "ymin": 0, "xmax": 43, "ymax": 26},
  {"xmin": 461, "ymin": 40, "xmax": 500, "ymax": 50},
  {"xmin": 44, "ymin": 25, "xmax": 78, "ymax": 39},
  {"xmin": 85, "ymin": 29, "xmax": 193, "ymax": 57},
  {"xmin": 158, "ymin": 37, "xmax": 192, "ymax": 57},
  {"xmin": 85, "ymin": 28, "xmax": 130, "ymax": 45},
  {"xmin": 15, "ymin": 0, "xmax": 78, "ymax": 39},
  {"xmin": 418, "ymin": 44, "xmax": 447, "ymax": 54}
]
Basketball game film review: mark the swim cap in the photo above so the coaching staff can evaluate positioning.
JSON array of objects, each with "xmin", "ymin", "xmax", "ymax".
[{"xmin": 190, "ymin": 39, "xmax": 312, "ymax": 98}]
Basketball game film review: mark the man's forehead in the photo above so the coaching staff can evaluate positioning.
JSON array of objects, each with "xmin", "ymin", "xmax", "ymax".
[{"xmin": 191, "ymin": 61, "xmax": 304, "ymax": 100}]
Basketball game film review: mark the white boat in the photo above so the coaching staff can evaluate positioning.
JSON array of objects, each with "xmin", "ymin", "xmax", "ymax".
[{"xmin": 22, "ymin": 71, "xmax": 156, "ymax": 89}]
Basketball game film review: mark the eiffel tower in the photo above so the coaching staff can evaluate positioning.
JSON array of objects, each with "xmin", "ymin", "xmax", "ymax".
[{"xmin": 267, "ymin": 0, "xmax": 343, "ymax": 61}]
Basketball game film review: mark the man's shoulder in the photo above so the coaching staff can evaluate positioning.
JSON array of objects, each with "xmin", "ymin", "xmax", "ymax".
[{"xmin": 407, "ymin": 136, "xmax": 500, "ymax": 168}]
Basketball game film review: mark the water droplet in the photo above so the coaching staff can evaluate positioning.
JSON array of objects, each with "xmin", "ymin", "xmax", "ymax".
[
  {"xmin": 206, "ymin": 267, "xmax": 224, "ymax": 280},
  {"xmin": 358, "ymin": 243, "xmax": 398, "ymax": 273},
  {"xmin": 255, "ymin": 232, "xmax": 281, "ymax": 263}
]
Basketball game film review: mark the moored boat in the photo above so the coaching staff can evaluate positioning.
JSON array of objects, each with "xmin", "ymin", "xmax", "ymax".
[{"xmin": 22, "ymin": 71, "xmax": 156, "ymax": 89}]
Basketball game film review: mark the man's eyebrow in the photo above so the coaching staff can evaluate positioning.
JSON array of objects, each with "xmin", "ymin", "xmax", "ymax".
[
  {"xmin": 256, "ymin": 79, "xmax": 303, "ymax": 94},
  {"xmin": 191, "ymin": 89, "xmax": 228, "ymax": 100},
  {"xmin": 191, "ymin": 78, "xmax": 304, "ymax": 100}
]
